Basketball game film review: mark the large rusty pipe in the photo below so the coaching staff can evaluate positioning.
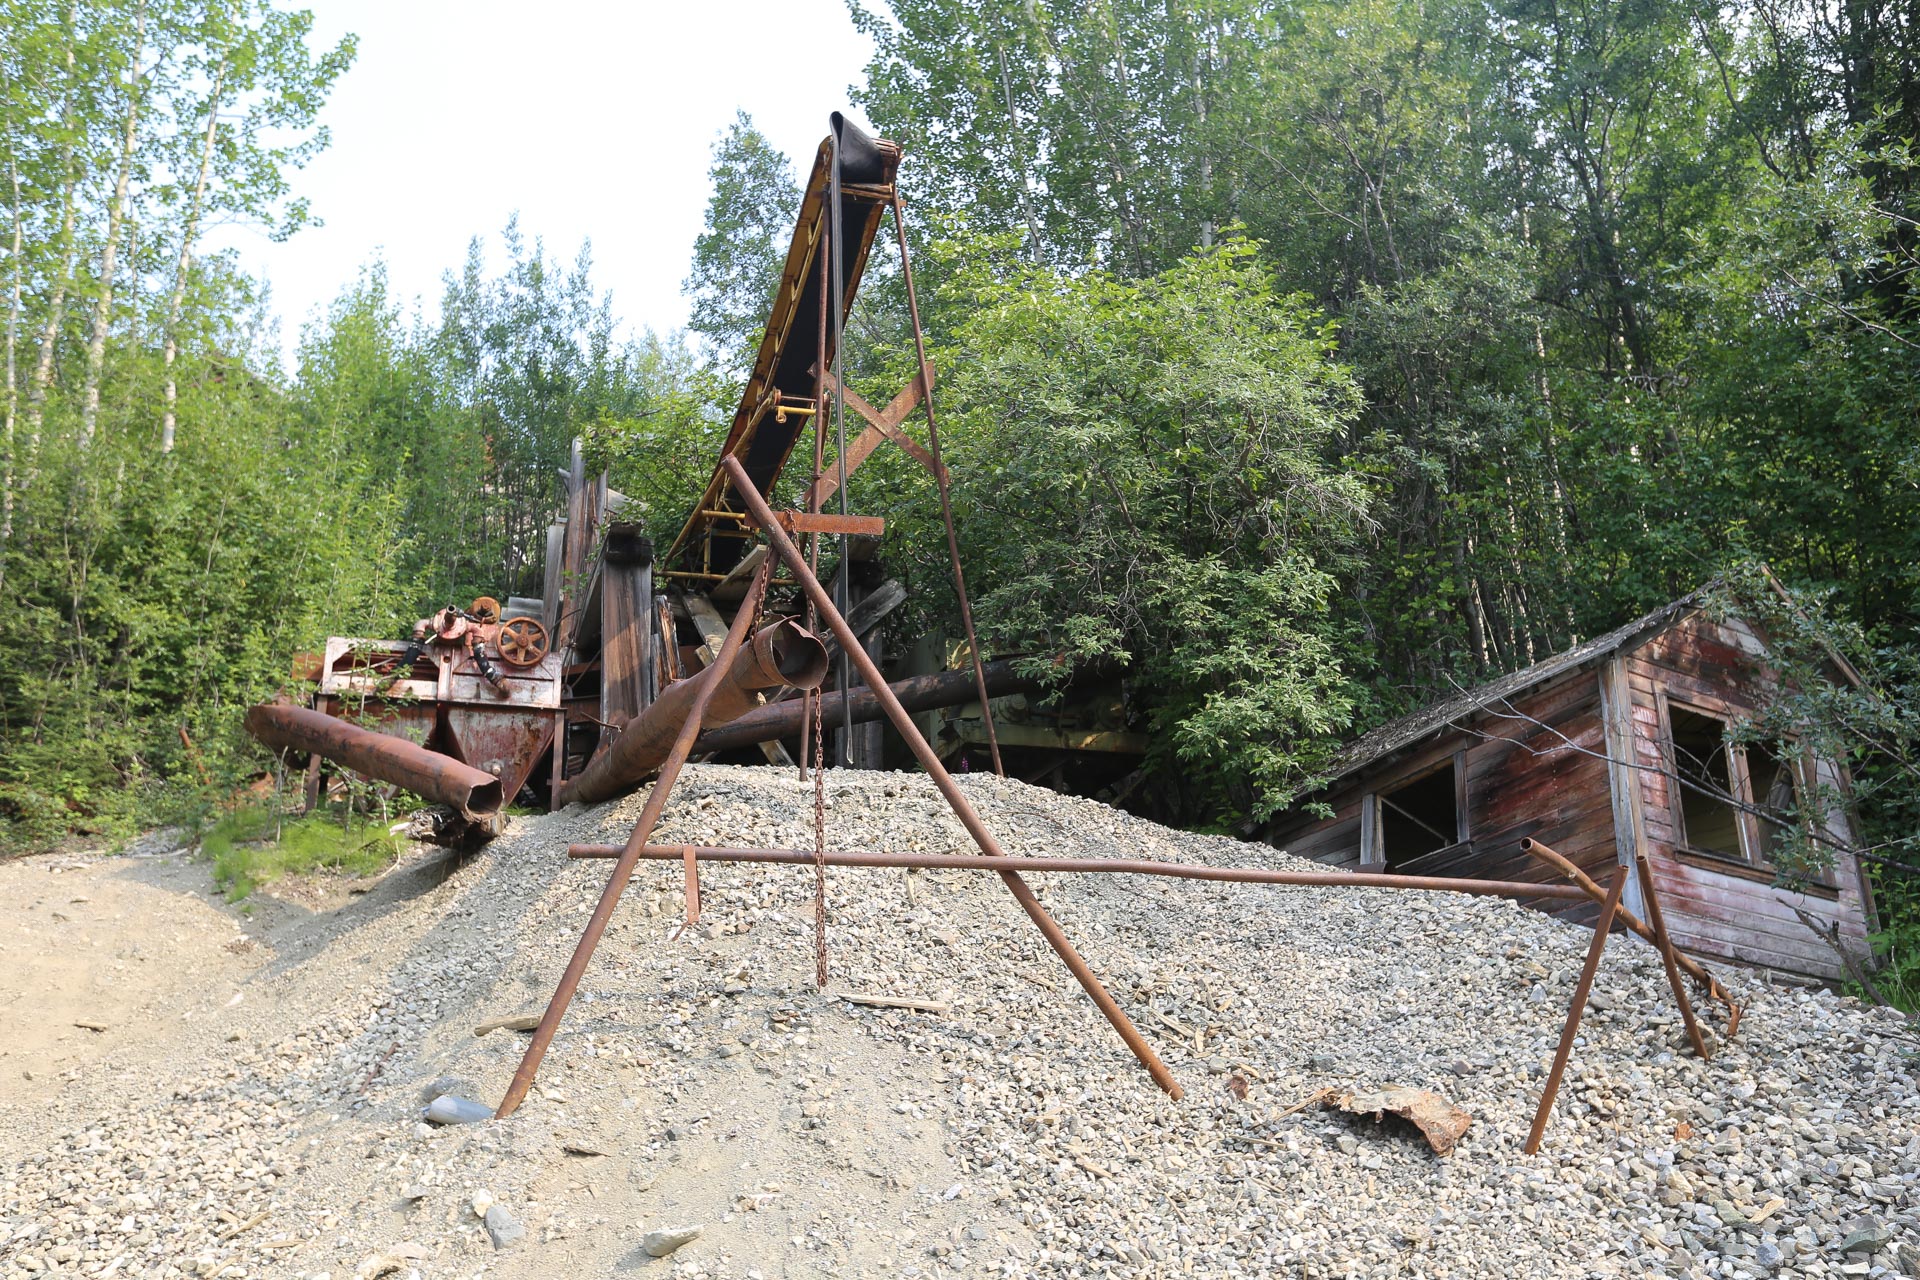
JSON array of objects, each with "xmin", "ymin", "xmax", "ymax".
[
  {"xmin": 244, "ymin": 703, "xmax": 503, "ymax": 822},
  {"xmin": 721, "ymin": 454, "xmax": 1184, "ymax": 1100},
  {"xmin": 566, "ymin": 842, "xmax": 1595, "ymax": 900},
  {"xmin": 692, "ymin": 659, "xmax": 1044, "ymax": 756},
  {"xmin": 561, "ymin": 618, "xmax": 829, "ymax": 806}
]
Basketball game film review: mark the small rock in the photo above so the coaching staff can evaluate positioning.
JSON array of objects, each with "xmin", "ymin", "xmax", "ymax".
[
  {"xmin": 1756, "ymin": 1241, "xmax": 1783, "ymax": 1269},
  {"xmin": 1838, "ymin": 1219, "xmax": 1891, "ymax": 1255},
  {"xmin": 1307, "ymin": 1054, "xmax": 1336, "ymax": 1072},
  {"xmin": 471, "ymin": 1189, "xmax": 494, "ymax": 1219},
  {"xmin": 485, "ymin": 1203, "xmax": 525, "ymax": 1250},
  {"xmin": 643, "ymin": 1224, "xmax": 704, "ymax": 1258}
]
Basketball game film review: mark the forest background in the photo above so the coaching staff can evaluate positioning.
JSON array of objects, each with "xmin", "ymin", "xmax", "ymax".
[{"xmin": 1, "ymin": 0, "xmax": 1917, "ymax": 999}]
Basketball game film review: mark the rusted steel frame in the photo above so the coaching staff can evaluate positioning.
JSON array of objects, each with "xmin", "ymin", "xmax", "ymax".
[
  {"xmin": 802, "ymin": 181, "xmax": 830, "ymax": 782},
  {"xmin": 498, "ymin": 555, "xmax": 775, "ymax": 1119},
  {"xmin": 890, "ymin": 196, "xmax": 1003, "ymax": 776},
  {"xmin": 1520, "ymin": 837, "xmax": 1740, "ymax": 1034},
  {"xmin": 565, "ymin": 842, "xmax": 1594, "ymax": 900},
  {"xmin": 721, "ymin": 455, "xmax": 1180, "ymax": 1098},
  {"xmin": 692, "ymin": 659, "xmax": 1045, "ymax": 756},
  {"xmin": 1635, "ymin": 850, "xmax": 1711, "ymax": 1059},
  {"xmin": 782, "ymin": 512, "xmax": 886, "ymax": 538},
  {"xmin": 1526, "ymin": 863, "xmax": 1627, "ymax": 1154},
  {"xmin": 244, "ymin": 703, "xmax": 503, "ymax": 823},
  {"xmin": 559, "ymin": 618, "xmax": 828, "ymax": 806},
  {"xmin": 806, "ymin": 369, "xmax": 942, "ymax": 509}
]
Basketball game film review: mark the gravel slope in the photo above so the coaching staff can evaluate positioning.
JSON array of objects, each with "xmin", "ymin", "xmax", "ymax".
[{"xmin": 2, "ymin": 764, "xmax": 1915, "ymax": 1279}]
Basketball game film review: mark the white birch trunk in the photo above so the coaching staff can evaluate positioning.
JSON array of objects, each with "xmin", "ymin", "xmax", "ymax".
[
  {"xmin": 79, "ymin": 3, "xmax": 147, "ymax": 449},
  {"xmin": 161, "ymin": 58, "xmax": 224, "ymax": 455}
]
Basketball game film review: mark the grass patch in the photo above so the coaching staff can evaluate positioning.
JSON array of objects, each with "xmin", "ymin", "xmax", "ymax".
[{"xmin": 204, "ymin": 807, "xmax": 402, "ymax": 902}]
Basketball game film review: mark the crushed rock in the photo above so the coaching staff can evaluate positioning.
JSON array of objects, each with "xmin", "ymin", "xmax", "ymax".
[{"xmin": 1, "ymin": 764, "xmax": 1916, "ymax": 1279}]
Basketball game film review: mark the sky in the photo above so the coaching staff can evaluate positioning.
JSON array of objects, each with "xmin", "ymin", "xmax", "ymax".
[{"xmin": 209, "ymin": 0, "xmax": 877, "ymax": 357}]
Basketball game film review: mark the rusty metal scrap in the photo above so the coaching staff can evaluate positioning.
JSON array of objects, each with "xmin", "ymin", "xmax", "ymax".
[
  {"xmin": 1321, "ymin": 1086, "xmax": 1474, "ymax": 1156},
  {"xmin": 244, "ymin": 703, "xmax": 505, "ymax": 829}
]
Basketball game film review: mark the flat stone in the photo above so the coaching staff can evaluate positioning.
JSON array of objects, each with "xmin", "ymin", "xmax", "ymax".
[{"xmin": 484, "ymin": 1204, "xmax": 525, "ymax": 1250}]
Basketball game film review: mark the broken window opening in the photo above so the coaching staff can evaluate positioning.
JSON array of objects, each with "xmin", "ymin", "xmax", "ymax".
[
  {"xmin": 1378, "ymin": 762, "xmax": 1462, "ymax": 870},
  {"xmin": 1670, "ymin": 704, "xmax": 1743, "ymax": 860}
]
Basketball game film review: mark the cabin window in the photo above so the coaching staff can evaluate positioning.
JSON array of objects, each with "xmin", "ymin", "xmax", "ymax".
[
  {"xmin": 1665, "ymin": 700, "xmax": 1815, "ymax": 874},
  {"xmin": 1669, "ymin": 705, "xmax": 1744, "ymax": 859},
  {"xmin": 1375, "ymin": 758, "xmax": 1464, "ymax": 869}
]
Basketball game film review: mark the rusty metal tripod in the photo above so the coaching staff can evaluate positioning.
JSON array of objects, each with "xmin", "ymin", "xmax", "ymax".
[{"xmin": 498, "ymin": 456, "xmax": 1181, "ymax": 1116}]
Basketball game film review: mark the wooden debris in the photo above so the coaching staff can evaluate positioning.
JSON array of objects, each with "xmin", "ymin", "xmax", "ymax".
[
  {"xmin": 841, "ymin": 992, "xmax": 950, "ymax": 1014},
  {"xmin": 472, "ymin": 1013, "xmax": 542, "ymax": 1037}
]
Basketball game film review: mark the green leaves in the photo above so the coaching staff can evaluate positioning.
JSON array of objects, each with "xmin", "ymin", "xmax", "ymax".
[{"xmin": 923, "ymin": 234, "xmax": 1370, "ymax": 820}]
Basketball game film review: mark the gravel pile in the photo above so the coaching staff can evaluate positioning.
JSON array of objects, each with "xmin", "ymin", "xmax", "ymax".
[{"xmin": 2, "ymin": 764, "xmax": 1915, "ymax": 1279}]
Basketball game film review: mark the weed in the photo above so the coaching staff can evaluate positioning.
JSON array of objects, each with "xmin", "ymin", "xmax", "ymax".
[{"xmin": 203, "ymin": 807, "xmax": 401, "ymax": 902}]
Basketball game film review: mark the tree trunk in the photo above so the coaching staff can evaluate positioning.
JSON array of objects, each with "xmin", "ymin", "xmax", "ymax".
[
  {"xmin": 80, "ymin": 2, "xmax": 147, "ymax": 449},
  {"xmin": 161, "ymin": 56, "xmax": 225, "ymax": 455},
  {"xmin": 25, "ymin": 2, "xmax": 80, "ymax": 461},
  {"xmin": 2, "ymin": 64, "xmax": 22, "ymax": 590}
]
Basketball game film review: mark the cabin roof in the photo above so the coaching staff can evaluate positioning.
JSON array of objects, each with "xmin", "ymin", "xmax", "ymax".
[{"xmin": 1325, "ymin": 594, "xmax": 1702, "ymax": 787}]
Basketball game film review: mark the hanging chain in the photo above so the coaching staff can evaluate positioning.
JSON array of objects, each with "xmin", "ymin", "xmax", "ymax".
[{"xmin": 812, "ymin": 679, "xmax": 829, "ymax": 988}]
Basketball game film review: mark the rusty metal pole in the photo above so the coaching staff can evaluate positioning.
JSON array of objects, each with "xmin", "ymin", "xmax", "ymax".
[
  {"xmin": 890, "ymin": 196, "xmax": 1003, "ymax": 777},
  {"xmin": 1520, "ymin": 837, "xmax": 1738, "ymax": 1033},
  {"xmin": 721, "ymin": 455, "xmax": 1179, "ymax": 1098},
  {"xmin": 1525, "ymin": 863, "xmax": 1626, "ymax": 1154},
  {"xmin": 564, "ymin": 843, "xmax": 1595, "ymax": 900},
  {"xmin": 1634, "ymin": 853, "xmax": 1711, "ymax": 1060},
  {"xmin": 497, "ymin": 556, "xmax": 773, "ymax": 1119}
]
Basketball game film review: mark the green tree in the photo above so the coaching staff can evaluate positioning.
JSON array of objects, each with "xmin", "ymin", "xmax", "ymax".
[{"xmin": 684, "ymin": 112, "xmax": 800, "ymax": 374}]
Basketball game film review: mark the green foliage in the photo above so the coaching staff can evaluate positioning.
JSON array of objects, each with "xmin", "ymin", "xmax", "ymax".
[
  {"xmin": 203, "ymin": 805, "xmax": 400, "ymax": 902},
  {"xmin": 920, "ymin": 234, "xmax": 1369, "ymax": 820},
  {"xmin": 684, "ymin": 113, "xmax": 801, "ymax": 372}
]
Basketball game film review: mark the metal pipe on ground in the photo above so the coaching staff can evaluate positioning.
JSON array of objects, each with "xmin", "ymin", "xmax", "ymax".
[
  {"xmin": 566, "ymin": 842, "xmax": 1596, "ymax": 901},
  {"xmin": 691, "ymin": 659, "xmax": 1044, "ymax": 757},
  {"xmin": 560, "ymin": 618, "xmax": 829, "ymax": 806},
  {"xmin": 244, "ymin": 703, "xmax": 504, "ymax": 827}
]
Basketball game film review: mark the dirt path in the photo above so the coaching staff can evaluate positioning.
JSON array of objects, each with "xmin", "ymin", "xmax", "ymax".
[{"xmin": 0, "ymin": 842, "xmax": 261, "ymax": 1116}]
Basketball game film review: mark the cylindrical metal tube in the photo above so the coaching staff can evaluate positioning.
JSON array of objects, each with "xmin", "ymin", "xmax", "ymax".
[
  {"xmin": 692, "ymin": 659, "xmax": 1044, "ymax": 756},
  {"xmin": 244, "ymin": 702, "xmax": 503, "ymax": 822},
  {"xmin": 560, "ymin": 618, "xmax": 829, "ymax": 806},
  {"xmin": 564, "ymin": 842, "xmax": 1594, "ymax": 899}
]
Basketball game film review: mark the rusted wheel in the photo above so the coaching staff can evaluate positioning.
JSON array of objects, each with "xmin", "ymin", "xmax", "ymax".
[
  {"xmin": 495, "ymin": 616, "xmax": 549, "ymax": 667},
  {"xmin": 470, "ymin": 595, "xmax": 502, "ymax": 624}
]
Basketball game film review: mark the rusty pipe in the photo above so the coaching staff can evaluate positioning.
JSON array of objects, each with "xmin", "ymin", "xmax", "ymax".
[
  {"xmin": 693, "ymin": 659, "xmax": 1045, "ymax": 756},
  {"xmin": 244, "ymin": 703, "xmax": 503, "ymax": 823},
  {"xmin": 566, "ymin": 843, "xmax": 1595, "ymax": 900},
  {"xmin": 722, "ymin": 454, "xmax": 1184, "ymax": 1100},
  {"xmin": 561, "ymin": 618, "xmax": 828, "ymax": 806},
  {"xmin": 1519, "ymin": 837, "xmax": 1739, "ymax": 1030}
]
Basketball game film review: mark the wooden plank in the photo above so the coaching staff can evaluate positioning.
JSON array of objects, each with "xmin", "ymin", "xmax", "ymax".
[
  {"xmin": 711, "ymin": 546, "xmax": 768, "ymax": 604},
  {"xmin": 599, "ymin": 565, "xmax": 648, "ymax": 729}
]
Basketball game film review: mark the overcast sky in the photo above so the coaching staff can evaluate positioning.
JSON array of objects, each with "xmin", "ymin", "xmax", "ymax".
[{"xmin": 209, "ymin": 0, "xmax": 875, "ymax": 357}]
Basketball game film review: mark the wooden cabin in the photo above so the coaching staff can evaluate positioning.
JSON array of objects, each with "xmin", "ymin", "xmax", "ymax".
[{"xmin": 1268, "ymin": 595, "xmax": 1879, "ymax": 981}]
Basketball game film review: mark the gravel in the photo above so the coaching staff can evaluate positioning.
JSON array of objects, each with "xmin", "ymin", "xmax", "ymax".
[{"xmin": 2, "ymin": 763, "xmax": 1915, "ymax": 1278}]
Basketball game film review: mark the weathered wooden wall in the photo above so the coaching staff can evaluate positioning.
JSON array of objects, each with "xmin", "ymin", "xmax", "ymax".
[
  {"xmin": 1623, "ymin": 613, "xmax": 1871, "ymax": 978},
  {"xmin": 1274, "ymin": 670, "xmax": 1617, "ymax": 923}
]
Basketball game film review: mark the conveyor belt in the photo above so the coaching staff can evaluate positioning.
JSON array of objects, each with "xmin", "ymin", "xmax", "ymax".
[{"xmin": 666, "ymin": 113, "xmax": 900, "ymax": 579}]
